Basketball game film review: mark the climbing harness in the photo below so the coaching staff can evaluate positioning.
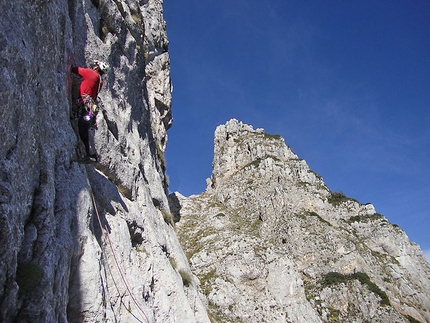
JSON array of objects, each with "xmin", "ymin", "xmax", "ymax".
[
  {"xmin": 73, "ymin": 94, "xmax": 96, "ymax": 121},
  {"xmin": 81, "ymin": 94, "xmax": 98, "ymax": 114},
  {"xmin": 88, "ymin": 169, "xmax": 151, "ymax": 323}
]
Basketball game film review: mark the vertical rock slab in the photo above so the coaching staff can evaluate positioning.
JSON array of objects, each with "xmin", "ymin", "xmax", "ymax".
[
  {"xmin": 0, "ymin": 0, "xmax": 77, "ymax": 321},
  {"xmin": 0, "ymin": 0, "xmax": 210, "ymax": 322}
]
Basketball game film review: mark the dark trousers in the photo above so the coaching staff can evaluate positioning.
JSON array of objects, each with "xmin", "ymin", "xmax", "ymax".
[{"xmin": 78, "ymin": 114, "xmax": 95, "ymax": 156}]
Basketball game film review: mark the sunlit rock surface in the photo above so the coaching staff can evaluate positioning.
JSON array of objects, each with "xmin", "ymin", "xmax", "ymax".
[
  {"xmin": 173, "ymin": 119, "xmax": 430, "ymax": 323},
  {"xmin": 0, "ymin": 0, "xmax": 208, "ymax": 322}
]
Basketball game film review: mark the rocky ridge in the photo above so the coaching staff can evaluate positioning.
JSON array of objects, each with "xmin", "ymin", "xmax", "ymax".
[{"xmin": 172, "ymin": 119, "xmax": 430, "ymax": 323}]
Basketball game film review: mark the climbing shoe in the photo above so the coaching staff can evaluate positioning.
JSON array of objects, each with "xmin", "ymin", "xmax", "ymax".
[{"xmin": 89, "ymin": 154, "xmax": 99, "ymax": 162}]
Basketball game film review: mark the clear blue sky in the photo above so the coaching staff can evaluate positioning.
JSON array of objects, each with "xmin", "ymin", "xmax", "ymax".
[{"xmin": 163, "ymin": 0, "xmax": 430, "ymax": 260}]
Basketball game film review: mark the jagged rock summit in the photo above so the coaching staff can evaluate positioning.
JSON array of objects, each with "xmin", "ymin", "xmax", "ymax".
[{"xmin": 172, "ymin": 119, "xmax": 430, "ymax": 323}]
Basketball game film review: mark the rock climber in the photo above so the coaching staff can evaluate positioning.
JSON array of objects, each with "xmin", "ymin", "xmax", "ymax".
[{"xmin": 71, "ymin": 60, "xmax": 109, "ymax": 162}]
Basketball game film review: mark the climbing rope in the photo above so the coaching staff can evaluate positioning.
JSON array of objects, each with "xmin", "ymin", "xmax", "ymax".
[{"xmin": 88, "ymin": 172, "xmax": 151, "ymax": 323}]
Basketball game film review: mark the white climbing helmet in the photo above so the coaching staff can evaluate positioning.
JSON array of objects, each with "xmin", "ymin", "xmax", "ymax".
[{"xmin": 94, "ymin": 60, "xmax": 109, "ymax": 73}]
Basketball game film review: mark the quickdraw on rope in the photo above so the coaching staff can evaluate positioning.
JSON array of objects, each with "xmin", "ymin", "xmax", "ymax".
[{"xmin": 88, "ymin": 176, "xmax": 151, "ymax": 323}]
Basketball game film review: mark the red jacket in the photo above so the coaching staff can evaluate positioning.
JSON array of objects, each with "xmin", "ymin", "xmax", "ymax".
[{"xmin": 72, "ymin": 66, "xmax": 103, "ymax": 100}]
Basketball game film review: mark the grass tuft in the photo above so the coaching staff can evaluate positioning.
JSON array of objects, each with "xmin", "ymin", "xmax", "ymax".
[
  {"xmin": 328, "ymin": 191, "xmax": 358, "ymax": 206},
  {"xmin": 323, "ymin": 272, "xmax": 390, "ymax": 306},
  {"xmin": 161, "ymin": 209, "xmax": 173, "ymax": 225},
  {"xmin": 179, "ymin": 269, "xmax": 193, "ymax": 287}
]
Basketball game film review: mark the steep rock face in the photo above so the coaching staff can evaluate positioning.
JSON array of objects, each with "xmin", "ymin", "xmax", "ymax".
[
  {"xmin": 173, "ymin": 119, "xmax": 430, "ymax": 323},
  {"xmin": 0, "ymin": 0, "xmax": 208, "ymax": 322}
]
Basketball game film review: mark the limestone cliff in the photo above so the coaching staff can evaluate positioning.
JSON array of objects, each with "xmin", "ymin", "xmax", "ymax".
[
  {"xmin": 0, "ymin": 0, "xmax": 208, "ymax": 322},
  {"xmin": 172, "ymin": 119, "xmax": 430, "ymax": 323}
]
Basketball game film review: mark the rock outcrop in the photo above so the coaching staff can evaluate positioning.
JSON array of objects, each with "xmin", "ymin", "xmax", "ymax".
[
  {"xmin": 172, "ymin": 119, "xmax": 430, "ymax": 323},
  {"xmin": 0, "ymin": 0, "xmax": 208, "ymax": 322}
]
